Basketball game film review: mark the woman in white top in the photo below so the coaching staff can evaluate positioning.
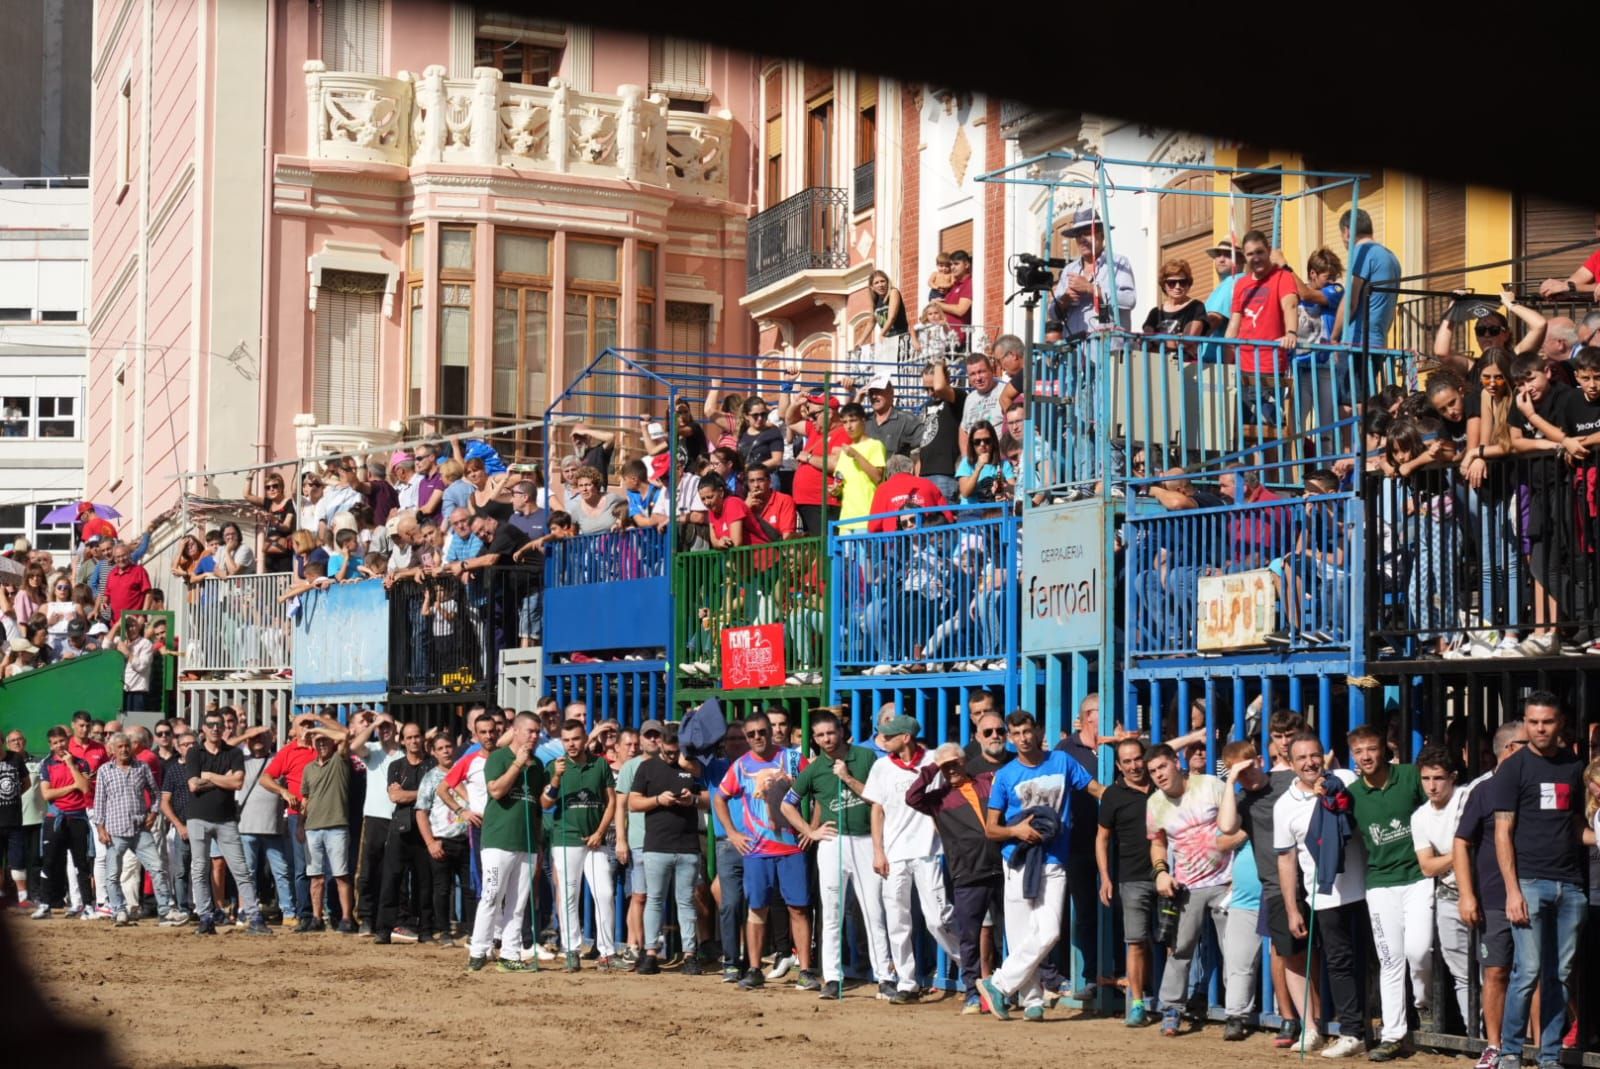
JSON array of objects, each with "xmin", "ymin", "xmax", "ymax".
[{"xmin": 44, "ymin": 577, "xmax": 82, "ymax": 655}]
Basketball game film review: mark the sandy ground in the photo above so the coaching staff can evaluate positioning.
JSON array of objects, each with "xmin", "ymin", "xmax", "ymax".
[{"xmin": 11, "ymin": 916, "xmax": 1463, "ymax": 1069}]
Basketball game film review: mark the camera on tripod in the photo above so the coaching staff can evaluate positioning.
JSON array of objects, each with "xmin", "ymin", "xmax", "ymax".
[{"xmin": 1012, "ymin": 252, "xmax": 1065, "ymax": 293}]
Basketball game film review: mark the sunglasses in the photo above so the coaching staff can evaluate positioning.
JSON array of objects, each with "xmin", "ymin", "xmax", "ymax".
[
  {"xmin": 203, "ymin": 722, "xmax": 223, "ymax": 729},
  {"xmin": 154, "ymin": 730, "xmax": 172, "ymax": 738},
  {"xmin": 1163, "ymin": 278, "xmax": 1191, "ymax": 288},
  {"xmin": 972, "ymin": 437, "xmax": 995, "ymax": 445},
  {"xmin": 978, "ymin": 727, "xmax": 1005, "ymax": 737},
  {"xmin": 743, "ymin": 728, "xmax": 770, "ymax": 739},
  {"xmin": 1475, "ymin": 325, "xmax": 1507, "ymax": 338},
  {"xmin": 748, "ymin": 410, "xmax": 768, "ymax": 418}
]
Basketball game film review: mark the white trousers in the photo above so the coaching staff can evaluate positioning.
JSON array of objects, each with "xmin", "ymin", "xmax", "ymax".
[
  {"xmin": 1367, "ymin": 878, "xmax": 1436, "ymax": 1041},
  {"xmin": 93, "ymin": 832, "xmax": 109, "ymax": 907},
  {"xmin": 552, "ymin": 843, "xmax": 616, "ymax": 956},
  {"xmin": 884, "ymin": 854, "xmax": 958, "ymax": 992},
  {"xmin": 992, "ymin": 860, "xmax": 1066, "ymax": 1010},
  {"xmin": 469, "ymin": 848, "xmax": 533, "ymax": 960},
  {"xmin": 817, "ymin": 834, "xmax": 893, "ymax": 984},
  {"xmin": 1435, "ymin": 895, "xmax": 1471, "ymax": 1027},
  {"xmin": 120, "ymin": 850, "xmax": 144, "ymax": 909}
]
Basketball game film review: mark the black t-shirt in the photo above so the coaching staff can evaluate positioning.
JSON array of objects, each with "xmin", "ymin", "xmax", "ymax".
[
  {"xmin": 631, "ymin": 756, "xmax": 702, "ymax": 854},
  {"xmin": 918, "ymin": 387, "xmax": 968, "ymax": 477},
  {"xmin": 964, "ymin": 747, "xmax": 1013, "ymax": 777},
  {"xmin": 1097, "ymin": 781, "xmax": 1155, "ymax": 883},
  {"xmin": 1489, "ymin": 746, "xmax": 1586, "ymax": 884},
  {"xmin": 262, "ymin": 500, "xmax": 297, "ymax": 574},
  {"xmin": 184, "ymin": 744, "xmax": 245, "ymax": 824},
  {"xmin": 386, "ymin": 756, "xmax": 428, "ymax": 794},
  {"xmin": 1454, "ymin": 773, "xmax": 1506, "ymax": 912},
  {"xmin": 483, "ymin": 521, "xmax": 530, "ymax": 563},
  {"xmin": 1438, "ymin": 392, "xmax": 1478, "ymax": 453},
  {"xmin": 476, "ymin": 498, "xmax": 514, "ymax": 523},
  {"xmin": 1053, "ymin": 736, "xmax": 1099, "ymax": 848},
  {"xmin": 1239, "ymin": 769, "xmax": 1297, "ymax": 896},
  {"xmin": 0, "ymin": 752, "xmax": 25, "ymax": 828},
  {"xmin": 1509, "ymin": 381, "xmax": 1573, "ymax": 488},
  {"xmin": 1141, "ymin": 299, "xmax": 1209, "ymax": 338},
  {"xmin": 579, "ymin": 443, "xmax": 615, "ymax": 481},
  {"xmin": 1559, "ymin": 386, "xmax": 1600, "ymax": 439},
  {"xmin": 738, "ymin": 426, "xmax": 786, "ymax": 472}
]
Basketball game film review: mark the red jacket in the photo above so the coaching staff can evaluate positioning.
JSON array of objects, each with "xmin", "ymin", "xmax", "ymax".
[{"xmin": 867, "ymin": 474, "xmax": 952, "ymax": 533}]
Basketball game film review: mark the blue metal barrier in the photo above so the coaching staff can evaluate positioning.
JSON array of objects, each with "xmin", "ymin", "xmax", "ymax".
[
  {"xmin": 542, "ymin": 660, "xmax": 671, "ymax": 724},
  {"xmin": 1123, "ymin": 489, "xmax": 1358, "ymax": 660},
  {"xmin": 830, "ymin": 504, "xmax": 1019, "ymax": 674},
  {"xmin": 543, "ymin": 528, "xmax": 671, "ymax": 654}
]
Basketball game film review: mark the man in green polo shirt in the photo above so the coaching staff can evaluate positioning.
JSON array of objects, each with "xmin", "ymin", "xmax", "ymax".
[
  {"xmin": 467, "ymin": 711, "xmax": 546, "ymax": 974},
  {"xmin": 543, "ymin": 718, "xmax": 619, "ymax": 972},
  {"xmin": 1346, "ymin": 725, "xmax": 1432, "ymax": 1060},
  {"xmin": 779, "ymin": 709, "xmax": 893, "ymax": 1000}
]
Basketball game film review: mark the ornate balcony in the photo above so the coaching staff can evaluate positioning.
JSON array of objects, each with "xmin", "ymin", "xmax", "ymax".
[{"xmin": 303, "ymin": 63, "xmax": 733, "ymax": 200}]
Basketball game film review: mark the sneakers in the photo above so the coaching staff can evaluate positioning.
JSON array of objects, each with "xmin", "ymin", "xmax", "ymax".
[
  {"xmin": 466, "ymin": 956, "xmax": 488, "ymax": 972},
  {"xmin": 975, "ymin": 978, "xmax": 1010, "ymax": 1020},
  {"xmin": 195, "ymin": 914, "xmax": 217, "ymax": 936},
  {"xmin": 159, "ymin": 911, "xmax": 189, "ymax": 927},
  {"xmin": 390, "ymin": 926, "xmax": 419, "ymax": 944},
  {"xmin": 1023, "ymin": 1005, "xmax": 1046, "ymax": 1022},
  {"xmin": 1126, "ymin": 1002, "xmax": 1153, "ymax": 1028},
  {"xmin": 1518, "ymin": 633, "xmax": 1557, "ymax": 657},
  {"xmin": 1275, "ymin": 1019, "xmax": 1302, "ymax": 1048},
  {"xmin": 372, "ymin": 931, "xmax": 392, "ymax": 945},
  {"xmin": 1321, "ymin": 1035, "xmax": 1366, "ymax": 1059},
  {"xmin": 682, "ymin": 958, "xmax": 703, "ymax": 977},
  {"xmin": 1160, "ymin": 1008, "xmax": 1182, "ymax": 1037},
  {"xmin": 765, "ymin": 953, "xmax": 797, "ymax": 981},
  {"xmin": 496, "ymin": 958, "xmax": 534, "ymax": 973},
  {"xmin": 563, "ymin": 951, "xmax": 581, "ymax": 973},
  {"xmin": 818, "ymin": 980, "xmax": 843, "ymax": 999},
  {"xmin": 113, "ymin": 909, "xmax": 130, "ymax": 927},
  {"xmin": 720, "ymin": 965, "xmax": 741, "ymax": 984},
  {"xmin": 1368, "ymin": 1040, "xmax": 1404, "ymax": 1062},
  {"xmin": 358, "ymin": 921, "xmax": 374, "ymax": 937},
  {"xmin": 296, "ymin": 917, "xmax": 325, "ymax": 934},
  {"xmin": 876, "ymin": 980, "xmax": 896, "ymax": 1001},
  {"xmin": 794, "ymin": 970, "xmax": 821, "ymax": 992},
  {"xmin": 30, "ymin": 904, "xmax": 50, "ymax": 920},
  {"xmin": 95, "ymin": 904, "xmax": 114, "ymax": 919},
  {"xmin": 1302, "ymin": 1027, "xmax": 1326, "ymax": 1052},
  {"xmin": 246, "ymin": 915, "xmax": 273, "ymax": 936},
  {"xmin": 737, "ymin": 970, "xmax": 765, "ymax": 991},
  {"xmin": 619, "ymin": 944, "xmax": 640, "ymax": 966},
  {"xmin": 962, "ymin": 993, "xmax": 983, "ymax": 1015},
  {"xmin": 1223, "ymin": 1016, "xmax": 1248, "ymax": 1041},
  {"xmin": 1473, "ymin": 1045, "xmax": 1500, "ymax": 1069}
]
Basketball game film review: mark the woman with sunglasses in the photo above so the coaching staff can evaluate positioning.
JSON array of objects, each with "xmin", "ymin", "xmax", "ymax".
[
  {"xmin": 44, "ymin": 577, "xmax": 83, "ymax": 656},
  {"xmin": 14, "ymin": 566, "xmax": 48, "ymax": 624},
  {"xmin": 244, "ymin": 468, "xmax": 297, "ymax": 573},
  {"xmin": 1141, "ymin": 257, "xmax": 1209, "ymax": 356},
  {"xmin": 1432, "ymin": 289, "xmax": 1548, "ymax": 380},
  {"xmin": 955, "ymin": 420, "xmax": 1014, "ymax": 505}
]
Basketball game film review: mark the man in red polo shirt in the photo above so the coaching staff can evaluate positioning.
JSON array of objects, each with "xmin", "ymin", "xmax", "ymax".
[
  {"xmin": 1225, "ymin": 230, "xmax": 1299, "ymax": 377},
  {"xmin": 868, "ymin": 455, "xmax": 952, "ymax": 533},
  {"xmin": 78, "ymin": 503, "xmax": 119, "ymax": 544},
  {"xmin": 701, "ymin": 479, "xmax": 768, "ymax": 549},
  {"xmin": 260, "ymin": 713, "xmax": 326, "ymax": 930},
  {"xmin": 744, "ymin": 467, "xmax": 796, "ymax": 540},
  {"xmin": 31, "ymin": 726, "xmax": 94, "ymax": 918},
  {"xmin": 97, "ymin": 542, "xmax": 151, "ymax": 624},
  {"xmin": 788, "ymin": 392, "xmax": 849, "ymax": 539}
]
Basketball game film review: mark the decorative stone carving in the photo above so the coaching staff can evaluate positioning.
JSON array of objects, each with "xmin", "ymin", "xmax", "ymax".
[
  {"xmin": 499, "ymin": 95, "xmax": 550, "ymax": 161},
  {"xmin": 1151, "ymin": 130, "xmax": 1209, "ymax": 166},
  {"xmin": 949, "ymin": 126, "xmax": 973, "ymax": 186},
  {"xmin": 569, "ymin": 103, "xmax": 619, "ymax": 165}
]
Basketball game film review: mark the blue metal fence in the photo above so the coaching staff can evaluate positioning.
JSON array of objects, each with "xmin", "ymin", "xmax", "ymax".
[
  {"xmin": 830, "ymin": 504, "xmax": 1019, "ymax": 673},
  {"xmin": 542, "ymin": 660, "xmax": 671, "ymax": 725}
]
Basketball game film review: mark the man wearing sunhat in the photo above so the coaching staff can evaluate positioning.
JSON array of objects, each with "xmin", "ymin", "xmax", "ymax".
[
  {"xmin": 861, "ymin": 376, "xmax": 919, "ymax": 459},
  {"xmin": 1203, "ymin": 240, "xmax": 1246, "ymax": 334},
  {"xmin": 1051, "ymin": 208, "xmax": 1137, "ymax": 336}
]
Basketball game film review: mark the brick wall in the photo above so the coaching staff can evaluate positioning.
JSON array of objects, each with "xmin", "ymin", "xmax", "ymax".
[
  {"xmin": 900, "ymin": 87, "xmax": 920, "ymax": 314},
  {"xmin": 983, "ymin": 97, "xmax": 1005, "ymax": 332}
]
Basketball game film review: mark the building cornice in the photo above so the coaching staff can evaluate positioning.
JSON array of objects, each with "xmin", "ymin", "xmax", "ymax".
[{"xmin": 738, "ymin": 260, "xmax": 876, "ymax": 317}]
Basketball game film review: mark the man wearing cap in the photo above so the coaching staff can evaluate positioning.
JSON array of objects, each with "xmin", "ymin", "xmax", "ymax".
[
  {"xmin": 315, "ymin": 460, "xmax": 363, "ymax": 544},
  {"xmin": 78, "ymin": 503, "xmax": 118, "ymax": 544},
  {"xmin": 614, "ymin": 718, "xmax": 665, "ymax": 968},
  {"xmin": 1051, "ymin": 211, "xmax": 1137, "ymax": 336},
  {"xmin": 862, "ymin": 709, "xmax": 960, "ymax": 1000},
  {"xmin": 59, "ymin": 618, "xmax": 97, "ymax": 659},
  {"xmin": 861, "ymin": 377, "xmax": 919, "ymax": 459},
  {"xmin": 391, "ymin": 452, "xmax": 421, "ymax": 510},
  {"xmin": 629, "ymin": 726, "xmax": 709, "ymax": 976},
  {"xmin": 927, "ymin": 250, "xmax": 975, "ymax": 329},
  {"xmin": 790, "ymin": 393, "xmax": 850, "ymax": 539}
]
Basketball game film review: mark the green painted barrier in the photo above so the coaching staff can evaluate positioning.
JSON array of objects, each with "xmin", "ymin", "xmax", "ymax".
[{"xmin": 0, "ymin": 649, "xmax": 127, "ymax": 750}]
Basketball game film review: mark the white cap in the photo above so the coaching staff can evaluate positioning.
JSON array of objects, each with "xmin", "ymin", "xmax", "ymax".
[
  {"xmin": 866, "ymin": 374, "xmax": 893, "ymax": 393},
  {"xmin": 647, "ymin": 421, "xmax": 665, "ymax": 438}
]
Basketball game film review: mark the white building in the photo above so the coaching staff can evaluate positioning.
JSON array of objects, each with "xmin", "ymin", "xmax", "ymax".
[{"xmin": 0, "ymin": 176, "xmax": 89, "ymax": 562}]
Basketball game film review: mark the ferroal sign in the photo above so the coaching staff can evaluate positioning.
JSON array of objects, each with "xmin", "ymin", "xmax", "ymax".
[{"xmin": 1021, "ymin": 501, "xmax": 1105, "ymax": 654}]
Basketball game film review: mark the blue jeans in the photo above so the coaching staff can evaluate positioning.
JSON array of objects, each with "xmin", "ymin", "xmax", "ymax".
[
  {"xmin": 643, "ymin": 851, "xmax": 700, "ymax": 955},
  {"xmin": 715, "ymin": 839, "xmax": 746, "ymax": 970},
  {"xmin": 1500, "ymin": 878, "xmax": 1587, "ymax": 1066},
  {"xmin": 104, "ymin": 830, "xmax": 173, "ymax": 916},
  {"xmin": 241, "ymin": 832, "xmax": 295, "ymax": 914},
  {"xmin": 286, "ymin": 813, "xmax": 312, "ymax": 919}
]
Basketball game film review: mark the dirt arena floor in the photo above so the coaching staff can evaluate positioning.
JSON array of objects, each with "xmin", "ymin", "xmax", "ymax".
[{"xmin": 12, "ymin": 916, "xmax": 1463, "ymax": 1069}]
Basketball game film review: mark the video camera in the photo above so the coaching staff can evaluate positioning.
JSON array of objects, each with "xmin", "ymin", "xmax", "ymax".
[{"xmin": 1011, "ymin": 252, "xmax": 1065, "ymax": 293}]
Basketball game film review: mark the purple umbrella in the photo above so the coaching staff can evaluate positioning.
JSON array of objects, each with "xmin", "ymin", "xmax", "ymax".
[{"xmin": 40, "ymin": 502, "xmax": 122, "ymax": 526}]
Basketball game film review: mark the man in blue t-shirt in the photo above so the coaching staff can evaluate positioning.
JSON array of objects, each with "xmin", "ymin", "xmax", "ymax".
[
  {"xmin": 975, "ymin": 710, "xmax": 1104, "ymax": 1021},
  {"xmin": 1334, "ymin": 208, "xmax": 1400, "ymax": 350}
]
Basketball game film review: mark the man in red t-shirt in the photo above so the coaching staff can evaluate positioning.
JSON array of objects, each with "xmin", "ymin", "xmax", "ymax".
[
  {"xmin": 701, "ymin": 479, "xmax": 769, "ymax": 548},
  {"xmin": 1539, "ymin": 247, "xmax": 1600, "ymax": 300},
  {"xmin": 98, "ymin": 542, "xmax": 152, "ymax": 624},
  {"xmin": 1226, "ymin": 231, "xmax": 1299, "ymax": 375},
  {"xmin": 930, "ymin": 249, "xmax": 975, "ymax": 327},
  {"xmin": 744, "ymin": 467, "xmax": 797, "ymax": 540},
  {"xmin": 78, "ymin": 502, "xmax": 119, "ymax": 543},
  {"xmin": 259, "ymin": 714, "xmax": 325, "ymax": 927},
  {"xmin": 68, "ymin": 710, "xmax": 109, "ymax": 774},
  {"xmin": 867, "ymin": 455, "xmax": 953, "ymax": 533},
  {"xmin": 789, "ymin": 395, "xmax": 849, "ymax": 538},
  {"xmin": 33, "ymin": 726, "xmax": 94, "ymax": 917}
]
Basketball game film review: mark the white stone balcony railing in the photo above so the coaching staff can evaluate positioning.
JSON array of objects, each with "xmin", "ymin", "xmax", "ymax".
[{"xmin": 304, "ymin": 62, "xmax": 733, "ymax": 200}]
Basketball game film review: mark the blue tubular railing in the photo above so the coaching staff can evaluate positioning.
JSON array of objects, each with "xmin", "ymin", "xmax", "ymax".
[
  {"xmin": 1123, "ymin": 488, "xmax": 1357, "ymax": 659},
  {"xmin": 829, "ymin": 504, "xmax": 1019, "ymax": 672},
  {"xmin": 1028, "ymin": 331, "xmax": 1418, "ymax": 497},
  {"xmin": 544, "ymin": 527, "xmax": 669, "ymax": 587}
]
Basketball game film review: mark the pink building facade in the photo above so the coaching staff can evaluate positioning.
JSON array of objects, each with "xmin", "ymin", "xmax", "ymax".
[{"xmin": 87, "ymin": 1, "xmax": 757, "ymax": 524}]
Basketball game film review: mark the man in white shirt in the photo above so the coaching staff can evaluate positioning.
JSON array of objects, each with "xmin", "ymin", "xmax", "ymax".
[
  {"xmin": 391, "ymin": 453, "xmax": 422, "ymax": 511},
  {"xmin": 1272, "ymin": 732, "xmax": 1368, "ymax": 1058},
  {"xmin": 1410, "ymin": 746, "xmax": 1469, "ymax": 1031},
  {"xmin": 861, "ymin": 708, "xmax": 958, "ymax": 1001},
  {"xmin": 347, "ymin": 711, "xmax": 400, "ymax": 937},
  {"xmin": 315, "ymin": 461, "xmax": 363, "ymax": 544}
]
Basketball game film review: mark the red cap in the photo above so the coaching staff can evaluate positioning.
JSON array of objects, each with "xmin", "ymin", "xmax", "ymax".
[
  {"xmin": 77, "ymin": 502, "xmax": 94, "ymax": 515},
  {"xmin": 805, "ymin": 394, "xmax": 841, "ymax": 410}
]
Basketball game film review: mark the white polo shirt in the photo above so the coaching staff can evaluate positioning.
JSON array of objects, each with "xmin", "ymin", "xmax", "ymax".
[
  {"xmin": 861, "ymin": 748, "xmax": 941, "ymax": 862},
  {"xmin": 1272, "ymin": 768, "xmax": 1366, "ymax": 908}
]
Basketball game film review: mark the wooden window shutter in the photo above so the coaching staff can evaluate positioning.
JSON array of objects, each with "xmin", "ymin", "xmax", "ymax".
[
  {"xmin": 1424, "ymin": 181, "xmax": 1466, "ymax": 292},
  {"xmin": 857, "ymin": 77, "xmax": 877, "ymax": 113},
  {"xmin": 322, "ymin": 0, "xmax": 384, "ymax": 74},
  {"xmin": 764, "ymin": 69, "xmax": 783, "ymax": 121},
  {"xmin": 1158, "ymin": 173, "xmax": 1217, "ymax": 301},
  {"xmin": 803, "ymin": 65, "xmax": 831, "ymax": 101},
  {"xmin": 1518, "ymin": 195, "xmax": 1599, "ymax": 284},
  {"xmin": 649, "ymin": 38, "xmax": 708, "ymax": 98},
  {"xmin": 313, "ymin": 272, "xmax": 382, "ymax": 426},
  {"xmin": 940, "ymin": 220, "xmax": 973, "ymax": 256},
  {"xmin": 765, "ymin": 118, "xmax": 782, "ymax": 158}
]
